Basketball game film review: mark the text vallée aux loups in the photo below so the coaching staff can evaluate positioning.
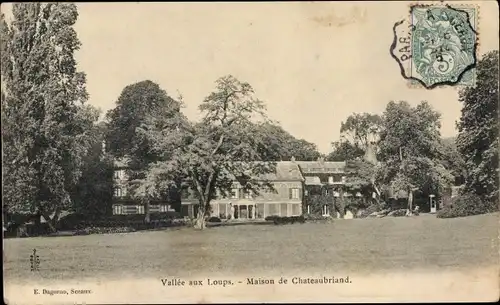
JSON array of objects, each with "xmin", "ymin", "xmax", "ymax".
[{"xmin": 161, "ymin": 276, "xmax": 352, "ymax": 287}]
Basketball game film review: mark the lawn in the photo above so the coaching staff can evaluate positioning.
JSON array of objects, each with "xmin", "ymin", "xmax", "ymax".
[{"xmin": 4, "ymin": 213, "xmax": 499, "ymax": 284}]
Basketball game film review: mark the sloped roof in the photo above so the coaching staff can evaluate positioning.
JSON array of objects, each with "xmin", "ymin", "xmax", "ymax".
[
  {"xmin": 113, "ymin": 159, "xmax": 304, "ymax": 181},
  {"xmin": 227, "ymin": 161, "xmax": 304, "ymax": 181},
  {"xmin": 305, "ymin": 176, "xmax": 322, "ymax": 185},
  {"xmin": 112, "ymin": 159, "xmax": 349, "ymax": 181},
  {"xmin": 296, "ymin": 161, "xmax": 346, "ymax": 174},
  {"xmin": 267, "ymin": 161, "xmax": 303, "ymax": 181}
]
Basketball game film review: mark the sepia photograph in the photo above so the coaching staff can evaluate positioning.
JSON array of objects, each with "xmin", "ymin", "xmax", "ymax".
[{"xmin": 2, "ymin": 1, "xmax": 499, "ymax": 303}]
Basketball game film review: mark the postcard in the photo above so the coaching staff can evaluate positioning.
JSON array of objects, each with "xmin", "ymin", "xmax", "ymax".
[{"xmin": 2, "ymin": 1, "xmax": 499, "ymax": 304}]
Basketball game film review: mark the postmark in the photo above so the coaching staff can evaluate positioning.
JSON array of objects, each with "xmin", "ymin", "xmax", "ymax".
[{"xmin": 391, "ymin": 4, "xmax": 478, "ymax": 89}]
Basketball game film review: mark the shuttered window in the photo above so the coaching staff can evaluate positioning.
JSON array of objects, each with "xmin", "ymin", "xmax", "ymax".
[{"xmin": 289, "ymin": 188, "xmax": 300, "ymax": 199}]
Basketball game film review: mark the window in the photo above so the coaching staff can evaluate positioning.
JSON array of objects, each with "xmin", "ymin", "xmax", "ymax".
[
  {"xmin": 114, "ymin": 170, "xmax": 125, "ymax": 180},
  {"xmin": 231, "ymin": 188, "xmax": 239, "ymax": 199},
  {"xmin": 322, "ymin": 205, "xmax": 330, "ymax": 216},
  {"xmin": 289, "ymin": 188, "xmax": 300, "ymax": 199},
  {"xmin": 137, "ymin": 205, "xmax": 145, "ymax": 214},
  {"xmin": 244, "ymin": 190, "xmax": 252, "ymax": 199},
  {"xmin": 114, "ymin": 187, "xmax": 127, "ymax": 197},
  {"xmin": 268, "ymin": 203, "xmax": 279, "ymax": 216},
  {"xmin": 280, "ymin": 203, "xmax": 288, "ymax": 216},
  {"xmin": 113, "ymin": 205, "xmax": 123, "ymax": 215},
  {"xmin": 331, "ymin": 175, "xmax": 343, "ymax": 183},
  {"xmin": 257, "ymin": 204, "xmax": 265, "ymax": 218}
]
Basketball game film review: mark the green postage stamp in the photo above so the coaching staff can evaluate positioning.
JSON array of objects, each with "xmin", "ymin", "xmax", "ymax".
[{"xmin": 391, "ymin": 4, "xmax": 478, "ymax": 89}]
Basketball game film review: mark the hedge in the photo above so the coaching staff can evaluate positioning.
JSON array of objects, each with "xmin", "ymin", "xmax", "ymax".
[
  {"xmin": 57, "ymin": 211, "xmax": 182, "ymax": 231},
  {"xmin": 265, "ymin": 215, "xmax": 306, "ymax": 225},
  {"xmin": 207, "ymin": 216, "xmax": 222, "ymax": 223},
  {"xmin": 437, "ymin": 193, "xmax": 497, "ymax": 218}
]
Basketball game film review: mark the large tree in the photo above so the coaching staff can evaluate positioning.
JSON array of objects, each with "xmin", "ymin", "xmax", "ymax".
[
  {"xmin": 327, "ymin": 113, "xmax": 382, "ymax": 162},
  {"xmin": 340, "ymin": 113, "xmax": 383, "ymax": 150},
  {"xmin": 133, "ymin": 75, "xmax": 276, "ymax": 229},
  {"xmin": 326, "ymin": 140, "xmax": 364, "ymax": 162},
  {"xmin": 377, "ymin": 101, "xmax": 453, "ymax": 213},
  {"xmin": 327, "ymin": 113, "xmax": 382, "ymax": 205},
  {"xmin": 255, "ymin": 122, "xmax": 321, "ymax": 161},
  {"xmin": 456, "ymin": 50, "xmax": 499, "ymax": 204},
  {"xmin": 70, "ymin": 121, "xmax": 114, "ymax": 218},
  {"xmin": 1, "ymin": 4, "xmax": 97, "ymax": 231},
  {"xmin": 439, "ymin": 137, "xmax": 466, "ymax": 185},
  {"xmin": 105, "ymin": 80, "xmax": 185, "ymax": 222},
  {"xmin": 105, "ymin": 80, "xmax": 182, "ymax": 164}
]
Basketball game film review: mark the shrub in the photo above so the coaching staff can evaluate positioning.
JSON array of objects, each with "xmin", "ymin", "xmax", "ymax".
[
  {"xmin": 387, "ymin": 209, "xmax": 407, "ymax": 217},
  {"xmin": 303, "ymin": 214, "xmax": 334, "ymax": 223},
  {"xmin": 437, "ymin": 193, "xmax": 497, "ymax": 218},
  {"xmin": 149, "ymin": 211, "xmax": 182, "ymax": 220},
  {"xmin": 207, "ymin": 216, "xmax": 222, "ymax": 223},
  {"xmin": 57, "ymin": 211, "xmax": 183, "ymax": 231},
  {"xmin": 57, "ymin": 213, "xmax": 91, "ymax": 230},
  {"xmin": 271, "ymin": 216, "xmax": 306, "ymax": 225},
  {"xmin": 76, "ymin": 226, "xmax": 137, "ymax": 235},
  {"xmin": 264, "ymin": 215, "xmax": 280, "ymax": 222},
  {"xmin": 357, "ymin": 204, "xmax": 381, "ymax": 219}
]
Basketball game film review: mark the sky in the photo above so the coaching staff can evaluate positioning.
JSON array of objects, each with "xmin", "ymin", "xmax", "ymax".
[{"xmin": 2, "ymin": 2, "xmax": 499, "ymax": 153}]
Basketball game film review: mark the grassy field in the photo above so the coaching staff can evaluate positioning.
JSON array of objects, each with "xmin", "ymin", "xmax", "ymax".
[{"xmin": 4, "ymin": 213, "xmax": 498, "ymax": 284}]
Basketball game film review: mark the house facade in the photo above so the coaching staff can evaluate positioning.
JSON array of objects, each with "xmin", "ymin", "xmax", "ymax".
[
  {"xmin": 180, "ymin": 161, "xmax": 305, "ymax": 219},
  {"xmin": 112, "ymin": 159, "xmax": 175, "ymax": 215},
  {"xmin": 111, "ymin": 158, "xmax": 348, "ymax": 219}
]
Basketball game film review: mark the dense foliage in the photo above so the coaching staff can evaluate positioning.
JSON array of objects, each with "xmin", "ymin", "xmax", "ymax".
[
  {"xmin": 131, "ymin": 75, "xmax": 279, "ymax": 229},
  {"xmin": 254, "ymin": 122, "xmax": 321, "ymax": 161},
  {"xmin": 105, "ymin": 80, "xmax": 186, "ymax": 222},
  {"xmin": 436, "ymin": 193, "xmax": 497, "ymax": 218},
  {"xmin": 456, "ymin": 51, "xmax": 499, "ymax": 204},
  {"xmin": 70, "ymin": 122, "xmax": 114, "ymax": 218},
  {"xmin": 1, "ymin": 4, "xmax": 99, "ymax": 231},
  {"xmin": 377, "ymin": 101, "xmax": 454, "ymax": 210}
]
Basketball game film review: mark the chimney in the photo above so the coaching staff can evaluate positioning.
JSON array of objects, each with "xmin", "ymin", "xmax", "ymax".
[
  {"xmin": 291, "ymin": 156, "xmax": 296, "ymax": 162},
  {"xmin": 317, "ymin": 156, "xmax": 324, "ymax": 163}
]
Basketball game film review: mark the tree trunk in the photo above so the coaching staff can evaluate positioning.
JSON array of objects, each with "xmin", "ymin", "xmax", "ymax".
[
  {"xmin": 407, "ymin": 189, "xmax": 413, "ymax": 216},
  {"xmin": 339, "ymin": 188, "xmax": 346, "ymax": 218},
  {"xmin": 34, "ymin": 211, "xmax": 41, "ymax": 229},
  {"xmin": 42, "ymin": 211, "xmax": 57, "ymax": 233},
  {"xmin": 193, "ymin": 198, "xmax": 206, "ymax": 230},
  {"xmin": 194, "ymin": 211, "xmax": 206, "ymax": 230},
  {"xmin": 144, "ymin": 199, "xmax": 150, "ymax": 224},
  {"xmin": 50, "ymin": 208, "xmax": 61, "ymax": 232}
]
